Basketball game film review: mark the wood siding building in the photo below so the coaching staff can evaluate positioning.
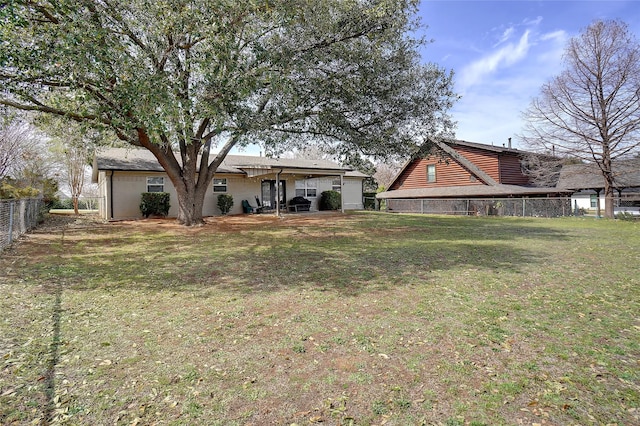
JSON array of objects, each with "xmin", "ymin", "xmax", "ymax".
[
  {"xmin": 389, "ymin": 140, "xmax": 531, "ymax": 192},
  {"xmin": 378, "ymin": 139, "xmax": 571, "ymax": 216}
]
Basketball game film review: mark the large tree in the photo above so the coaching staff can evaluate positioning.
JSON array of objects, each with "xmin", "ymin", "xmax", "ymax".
[
  {"xmin": 521, "ymin": 20, "xmax": 640, "ymax": 218},
  {"xmin": 0, "ymin": 0, "xmax": 457, "ymax": 225}
]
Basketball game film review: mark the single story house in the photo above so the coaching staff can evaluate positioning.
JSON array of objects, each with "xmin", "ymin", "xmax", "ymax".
[
  {"xmin": 376, "ymin": 138, "xmax": 572, "ymax": 216},
  {"xmin": 556, "ymin": 159, "xmax": 640, "ymax": 214},
  {"xmin": 92, "ymin": 147, "xmax": 368, "ymax": 221}
]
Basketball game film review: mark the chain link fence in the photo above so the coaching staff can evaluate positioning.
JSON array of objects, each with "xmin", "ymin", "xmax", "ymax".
[
  {"xmin": 384, "ymin": 197, "xmax": 574, "ymax": 218},
  {"xmin": 0, "ymin": 198, "xmax": 44, "ymax": 252}
]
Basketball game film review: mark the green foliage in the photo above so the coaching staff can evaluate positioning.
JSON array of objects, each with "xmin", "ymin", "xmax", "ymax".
[
  {"xmin": 363, "ymin": 192, "xmax": 377, "ymax": 210},
  {"xmin": 139, "ymin": 192, "xmax": 170, "ymax": 218},
  {"xmin": 217, "ymin": 194, "xmax": 234, "ymax": 215},
  {"xmin": 50, "ymin": 198, "xmax": 98, "ymax": 210},
  {"xmin": 41, "ymin": 178, "xmax": 60, "ymax": 208},
  {"xmin": 616, "ymin": 211, "xmax": 638, "ymax": 221},
  {"xmin": 0, "ymin": 179, "xmax": 40, "ymax": 199},
  {"xmin": 319, "ymin": 190, "xmax": 341, "ymax": 211}
]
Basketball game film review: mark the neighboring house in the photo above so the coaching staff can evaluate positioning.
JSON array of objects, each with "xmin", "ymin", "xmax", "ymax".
[
  {"xmin": 556, "ymin": 159, "xmax": 640, "ymax": 213},
  {"xmin": 92, "ymin": 147, "xmax": 367, "ymax": 221},
  {"xmin": 376, "ymin": 139, "xmax": 572, "ymax": 216}
]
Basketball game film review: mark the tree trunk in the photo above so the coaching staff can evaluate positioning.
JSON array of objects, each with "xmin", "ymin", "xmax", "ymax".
[
  {"xmin": 72, "ymin": 195, "xmax": 79, "ymax": 215},
  {"xmin": 602, "ymin": 154, "xmax": 615, "ymax": 219},
  {"xmin": 603, "ymin": 181, "xmax": 615, "ymax": 219},
  {"xmin": 174, "ymin": 184, "xmax": 207, "ymax": 226}
]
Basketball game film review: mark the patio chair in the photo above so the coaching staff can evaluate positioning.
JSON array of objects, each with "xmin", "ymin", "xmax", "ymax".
[
  {"xmin": 242, "ymin": 199, "xmax": 261, "ymax": 214},
  {"xmin": 255, "ymin": 196, "xmax": 275, "ymax": 213}
]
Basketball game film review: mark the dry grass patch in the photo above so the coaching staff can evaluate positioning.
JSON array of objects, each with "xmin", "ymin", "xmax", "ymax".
[{"xmin": 1, "ymin": 212, "xmax": 638, "ymax": 425}]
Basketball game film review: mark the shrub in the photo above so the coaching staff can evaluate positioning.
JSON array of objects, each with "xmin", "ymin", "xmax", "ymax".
[
  {"xmin": 319, "ymin": 190, "xmax": 341, "ymax": 211},
  {"xmin": 0, "ymin": 181, "xmax": 39, "ymax": 199},
  {"xmin": 616, "ymin": 211, "xmax": 638, "ymax": 221},
  {"xmin": 363, "ymin": 192, "xmax": 377, "ymax": 210},
  {"xmin": 51, "ymin": 198, "xmax": 74, "ymax": 209},
  {"xmin": 217, "ymin": 193, "xmax": 234, "ymax": 215},
  {"xmin": 139, "ymin": 192, "xmax": 170, "ymax": 217}
]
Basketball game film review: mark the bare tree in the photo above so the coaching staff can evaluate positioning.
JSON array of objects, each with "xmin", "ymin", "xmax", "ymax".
[
  {"xmin": 374, "ymin": 160, "xmax": 402, "ymax": 191},
  {"xmin": 521, "ymin": 20, "xmax": 640, "ymax": 218},
  {"xmin": 63, "ymin": 144, "xmax": 88, "ymax": 214},
  {"xmin": 0, "ymin": 118, "xmax": 39, "ymax": 180},
  {"xmin": 43, "ymin": 118, "xmax": 106, "ymax": 214}
]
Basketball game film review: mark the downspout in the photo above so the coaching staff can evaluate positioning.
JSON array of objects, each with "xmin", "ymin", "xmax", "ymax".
[{"xmin": 110, "ymin": 171, "xmax": 114, "ymax": 220}]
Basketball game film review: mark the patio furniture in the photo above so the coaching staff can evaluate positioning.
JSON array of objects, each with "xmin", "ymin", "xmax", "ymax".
[
  {"xmin": 255, "ymin": 196, "xmax": 275, "ymax": 213},
  {"xmin": 288, "ymin": 196, "xmax": 311, "ymax": 212},
  {"xmin": 242, "ymin": 199, "xmax": 261, "ymax": 214}
]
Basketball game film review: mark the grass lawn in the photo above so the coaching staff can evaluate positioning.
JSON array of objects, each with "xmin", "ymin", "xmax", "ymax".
[{"xmin": 1, "ymin": 211, "xmax": 638, "ymax": 425}]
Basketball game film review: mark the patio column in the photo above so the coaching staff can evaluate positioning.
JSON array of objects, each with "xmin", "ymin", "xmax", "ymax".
[
  {"xmin": 340, "ymin": 174, "xmax": 344, "ymax": 213},
  {"xmin": 276, "ymin": 170, "xmax": 282, "ymax": 216}
]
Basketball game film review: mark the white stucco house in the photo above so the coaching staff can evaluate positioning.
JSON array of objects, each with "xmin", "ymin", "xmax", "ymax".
[{"xmin": 91, "ymin": 147, "xmax": 368, "ymax": 221}]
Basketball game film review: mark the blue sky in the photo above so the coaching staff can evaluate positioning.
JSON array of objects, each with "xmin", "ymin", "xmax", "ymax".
[{"xmin": 417, "ymin": 0, "xmax": 640, "ymax": 149}]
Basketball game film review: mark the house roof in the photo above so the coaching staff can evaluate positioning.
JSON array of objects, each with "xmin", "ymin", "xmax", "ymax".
[
  {"xmin": 92, "ymin": 147, "xmax": 366, "ymax": 179},
  {"xmin": 377, "ymin": 184, "xmax": 570, "ymax": 199},
  {"xmin": 556, "ymin": 159, "xmax": 640, "ymax": 190},
  {"xmin": 444, "ymin": 139, "xmax": 526, "ymax": 154}
]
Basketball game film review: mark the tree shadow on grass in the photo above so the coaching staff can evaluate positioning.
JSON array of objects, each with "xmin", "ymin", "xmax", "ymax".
[
  {"xmin": 42, "ymin": 282, "xmax": 62, "ymax": 425},
  {"xmin": 12, "ymin": 213, "xmax": 570, "ymax": 298},
  {"xmin": 4, "ymin": 212, "xmax": 578, "ymax": 301}
]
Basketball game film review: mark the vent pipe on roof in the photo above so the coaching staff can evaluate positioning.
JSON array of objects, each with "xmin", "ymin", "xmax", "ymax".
[{"xmin": 508, "ymin": 137, "xmax": 512, "ymax": 149}]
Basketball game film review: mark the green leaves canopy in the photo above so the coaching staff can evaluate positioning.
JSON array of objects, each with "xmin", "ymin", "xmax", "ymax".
[{"xmin": 0, "ymin": 0, "xmax": 457, "ymax": 224}]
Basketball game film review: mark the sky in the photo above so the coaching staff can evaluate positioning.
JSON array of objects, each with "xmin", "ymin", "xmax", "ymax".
[{"xmin": 416, "ymin": 0, "xmax": 640, "ymax": 149}]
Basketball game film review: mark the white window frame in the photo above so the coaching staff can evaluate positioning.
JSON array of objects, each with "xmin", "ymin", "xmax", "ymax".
[
  {"xmin": 427, "ymin": 164, "xmax": 436, "ymax": 183},
  {"xmin": 295, "ymin": 179, "xmax": 317, "ymax": 198},
  {"xmin": 213, "ymin": 178, "xmax": 228, "ymax": 193},
  {"xmin": 147, "ymin": 176, "xmax": 164, "ymax": 192}
]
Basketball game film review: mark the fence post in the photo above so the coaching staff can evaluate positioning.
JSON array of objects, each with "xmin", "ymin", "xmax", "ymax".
[
  {"xmin": 8, "ymin": 201, "xmax": 14, "ymax": 244},
  {"xmin": 522, "ymin": 198, "xmax": 526, "ymax": 217}
]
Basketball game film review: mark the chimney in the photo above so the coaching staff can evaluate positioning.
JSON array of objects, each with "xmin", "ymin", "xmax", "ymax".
[{"xmin": 508, "ymin": 137, "xmax": 512, "ymax": 149}]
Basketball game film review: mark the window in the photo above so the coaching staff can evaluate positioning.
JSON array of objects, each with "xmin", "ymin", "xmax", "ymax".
[
  {"xmin": 147, "ymin": 177, "xmax": 164, "ymax": 192},
  {"xmin": 427, "ymin": 164, "xmax": 436, "ymax": 183},
  {"xmin": 332, "ymin": 177, "xmax": 342, "ymax": 193},
  {"xmin": 295, "ymin": 179, "xmax": 317, "ymax": 198},
  {"xmin": 213, "ymin": 178, "xmax": 228, "ymax": 193},
  {"xmin": 590, "ymin": 194, "xmax": 597, "ymax": 208}
]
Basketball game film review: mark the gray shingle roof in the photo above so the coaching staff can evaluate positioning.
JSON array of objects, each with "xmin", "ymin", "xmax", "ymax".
[
  {"xmin": 556, "ymin": 159, "xmax": 640, "ymax": 190},
  {"xmin": 93, "ymin": 147, "xmax": 354, "ymax": 175}
]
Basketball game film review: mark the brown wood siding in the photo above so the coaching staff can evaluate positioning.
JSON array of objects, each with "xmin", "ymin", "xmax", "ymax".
[
  {"xmin": 455, "ymin": 146, "xmax": 501, "ymax": 182},
  {"xmin": 391, "ymin": 157, "xmax": 484, "ymax": 190},
  {"xmin": 499, "ymin": 154, "xmax": 530, "ymax": 185},
  {"xmin": 390, "ymin": 145, "xmax": 531, "ymax": 190}
]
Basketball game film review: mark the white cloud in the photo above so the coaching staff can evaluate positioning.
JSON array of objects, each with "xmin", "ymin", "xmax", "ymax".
[
  {"xmin": 540, "ymin": 30, "xmax": 568, "ymax": 42},
  {"xmin": 523, "ymin": 16, "xmax": 543, "ymax": 27},
  {"xmin": 458, "ymin": 30, "xmax": 531, "ymax": 91},
  {"xmin": 494, "ymin": 26, "xmax": 515, "ymax": 46}
]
